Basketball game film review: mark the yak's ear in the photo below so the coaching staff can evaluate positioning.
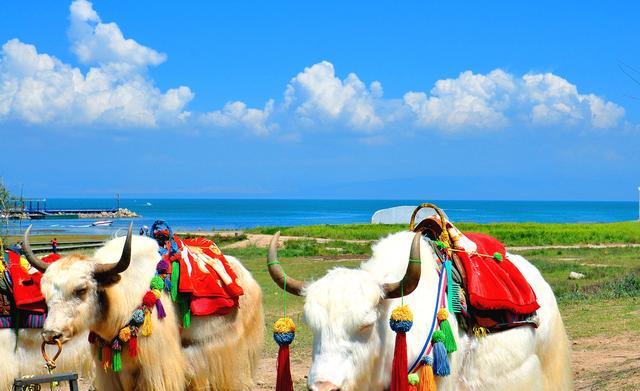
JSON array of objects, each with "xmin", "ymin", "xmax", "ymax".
[{"xmin": 94, "ymin": 273, "xmax": 121, "ymax": 286}]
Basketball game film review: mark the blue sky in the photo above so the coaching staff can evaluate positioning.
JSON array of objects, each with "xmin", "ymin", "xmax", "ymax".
[{"xmin": 0, "ymin": 0, "xmax": 638, "ymax": 200}]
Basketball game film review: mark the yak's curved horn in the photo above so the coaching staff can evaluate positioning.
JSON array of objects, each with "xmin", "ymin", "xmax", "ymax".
[
  {"xmin": 383, "ymin": 232, "xmax": 422, "ymax": 299},
  {"xmin": 94, "ymin": 223, "xmax": 133, "ymax": 278},
  {"xmin": 266, "ymin": 231, "xmax": 304, "ymax": 296},
  {"xmin": 23, "ymin": 225, "xmax": 49, "ymax": 273}
]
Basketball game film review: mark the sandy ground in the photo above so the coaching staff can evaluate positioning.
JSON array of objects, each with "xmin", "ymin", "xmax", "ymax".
[
  {"xmin": 54, "ymin": 333, "xmax": 635, "ymax": 390},
  {"xmin": 252, "ymin": 333, "xmax": 640, "ymax": 390}
]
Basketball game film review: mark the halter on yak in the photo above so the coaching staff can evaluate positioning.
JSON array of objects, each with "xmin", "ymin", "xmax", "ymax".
[{"xmin": 22, "ymin": 220, "xmax": 244, "ymax": 373}]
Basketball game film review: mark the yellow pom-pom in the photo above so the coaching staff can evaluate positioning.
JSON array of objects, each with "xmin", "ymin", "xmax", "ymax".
[
  {"xmin": 391, "ymin": 305, "xmax": 414, "ymax": 322},
  {"xmin": 118, "ymin": 327, "xmax": 131, "ymax": 342},
  {"xmin": 273, "ymin": 317, "xmax": 296, "ymax": 334},
  {"xmin": 20, "ymin": 256, "xmax": 30, "ymax": 271},
  {"xmin": 437, "ymin": 308, "xmax": 449, "ymax": 321},
  {"xmin": 152, "ymin": 289, "xmax": 162, "ymax": 298}
]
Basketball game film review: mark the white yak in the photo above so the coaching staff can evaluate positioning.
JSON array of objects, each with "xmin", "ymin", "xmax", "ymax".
[
  {"xmin": 266, "ymin": 231, "xmax": 572, "ymax": 391},
  {"xmin": 23, "ymin": 225, "xmax": 264, "ymax": 391}
]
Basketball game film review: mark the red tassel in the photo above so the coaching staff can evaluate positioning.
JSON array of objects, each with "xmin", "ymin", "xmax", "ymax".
[
  {"xmin": 390, "ymin": 332, "xmax": 409, "ymax": 391},
  {"xmin": 129, "ymin": 335, "xmax": 138, "ymax": 357},
  {"xmin": 275, "ymin": 344, "xmax": 294, "ymax": 391},
  {"xmin": 101, "ymin": 345, "xmax": 112, "ymax": 369}
]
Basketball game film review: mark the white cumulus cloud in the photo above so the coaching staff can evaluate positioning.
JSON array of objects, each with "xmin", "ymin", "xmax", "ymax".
[
  {"xmin": 69, "ymin": 0, "xmax": 166, "ymax": 67},
  {"xmin": 202, "ymin": 100, "xmax": 275, "ymax": 135},
  {"xmin": 0, "ymin": 1, "xmax": 629, "ymax": 135},
  {"xmin": 404, "ymin": 69, "xmax": 624, "ymax": 130},
  {"xmin": 0, "ymin": 1, "xmax": 192, "ymax": 128},
  {"xmin": 283, "ymin": 61, "xmax": 383, "ymax": 130}
]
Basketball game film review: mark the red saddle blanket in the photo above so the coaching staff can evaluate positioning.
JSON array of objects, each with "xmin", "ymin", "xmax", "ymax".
[
  {"xmin": 4, "ymin": 250, "xmax": 60, "ymax": 314},
  {"xmin": 173, "ymin": 237, "xmax": 244, "ymax": 316},
  {"xmin": 456, "ymin": 233, "xmax": 539, "ymax": 315}
]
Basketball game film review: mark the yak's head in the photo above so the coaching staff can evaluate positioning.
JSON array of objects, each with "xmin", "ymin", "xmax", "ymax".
[
  {"xmin": 266, "ymin": 232, "xmax": 422, "ymax": 391},
  {"xmin": 23, "ymin": 224, "xmax": 134, "ymax": 344}
]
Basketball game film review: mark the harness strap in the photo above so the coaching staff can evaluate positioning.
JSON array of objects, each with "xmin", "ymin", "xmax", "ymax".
[{"xmin": 407, "ymin": 265, "xmax": 447, "ymax": 373}]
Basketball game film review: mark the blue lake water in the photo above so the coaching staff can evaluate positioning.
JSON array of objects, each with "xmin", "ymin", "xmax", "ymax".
[{"xmin": 4, "ymin": 198, "xmax": 638, "ymax": 235}]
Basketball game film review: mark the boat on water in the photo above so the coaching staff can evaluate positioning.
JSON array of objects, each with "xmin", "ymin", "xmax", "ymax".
[{"xmin": 91, "ymin": 220, "xmax": 113, "ymax": 227}]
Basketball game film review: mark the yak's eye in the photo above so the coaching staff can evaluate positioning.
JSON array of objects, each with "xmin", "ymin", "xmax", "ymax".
[{"xmin": 73, "ymin": 286, "xmax": 88, "ymax": 298}]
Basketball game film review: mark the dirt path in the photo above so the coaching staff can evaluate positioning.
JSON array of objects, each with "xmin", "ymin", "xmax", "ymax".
[{"xmin": 177, "ymin": 231, "xmax": 370, "ymax": 249}]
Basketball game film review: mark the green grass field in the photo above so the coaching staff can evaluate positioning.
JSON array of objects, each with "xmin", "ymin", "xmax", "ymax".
[{"xmin": 247, "ymin": 221, "xmax": 640, "ymax": 245}]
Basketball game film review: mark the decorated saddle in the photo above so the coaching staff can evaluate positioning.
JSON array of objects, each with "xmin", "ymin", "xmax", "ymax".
[
  {"xmin": 150, "ymin": 221, "xmax": 244, "ymax": 318},
  {"xmin": 0, "ymin": 249, "xmax": 60, "ymax": 329},
  {"xmin": 412, "ymin": 205, "xmax": 539, "ymax": 332}
]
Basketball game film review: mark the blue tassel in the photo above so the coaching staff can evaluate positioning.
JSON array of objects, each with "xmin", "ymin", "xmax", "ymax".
[
  {"xmin": 431, "ymin": 330, "xmax": 450, "ymax": 376},
  {"xmin": 433, "ymin": 341, "xmax": 450, "ymax": 376}
]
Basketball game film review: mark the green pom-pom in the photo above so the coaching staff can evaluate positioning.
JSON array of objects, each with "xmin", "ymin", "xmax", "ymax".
[
  {"xmin": 435, "ymin": 240, "xmax": 445, "ymax": 249},
  {"xmin": 493, "ymin": 252, "xmax": 503, "ymax": 261},
  {"xmin": 408, "ymin": 373, "xmax": 420, "ymax": 385},
  {"xmin": 432, "ymin": 330, "xmax": 445, "ymax": 343},
  {"xmin": 150, "ymin": 276, "xmax": 165, "ymax": 290}
]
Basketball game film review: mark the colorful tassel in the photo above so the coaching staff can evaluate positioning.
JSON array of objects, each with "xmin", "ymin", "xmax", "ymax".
[
  {"xmin": 178, "ymin": 295, "xmax": 191, "ymax": 328},
  {"xmin": 417, "ymin": 356, "xmax": 436, "ymax": 391},
  {"xmin": 408, "ymin": 373, "xmax": 420, "ymax": 391},
  {"xmin": 142, "ymin": 291, "xmax": 158, "ymax": 308},
  {"xmin": 437, "ymin": 308, "xmax": 457, "ymax": 353},
  {"xmin": 273, "ymin": 317, "xmax": 295, "ymax": 391},
  {"xmin": 150, "ymin": 275, "xmax": 165, "ymax": 290},
  {"xmin": 389, "ymin": 305, "xmax": 414, "ymax": 391},
  {"xmin": 118, "ymin": 327, "xmax": 131, "ymax": 342},
  {"xmin": 129, "ymin": 335, "xmax": 138, "ymax": 358},
  {"xmin": 141, "ymin": 309, "xmax": 152, "ymax": 336},
  {"xmin": 101, "ymin": 345, "xmax": 112, "ymax": 370},
  {"xmin": 112, "ymin": 340, "xmax": 122, "ymax": 373},
  {"xmin": 431, "ymin": 331, "xmax": 450, "ymax": 377},
  {"xmin": 131, "ymin": 309, "xmax": 145, "ymax": 326},
  {"xmin": 156, "ymin": 298, "xmax": 167, "ymax": 319},
  {"xmin": 170, "ymin": 260, "xmax": 180, "ymax": 301}
]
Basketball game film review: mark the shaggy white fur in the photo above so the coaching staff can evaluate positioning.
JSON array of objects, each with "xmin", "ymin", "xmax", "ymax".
[
  {"xmin": 38, "ymin": 234, "xmax": 264, "ymax": 391},
  {"xmin": 303, "ymin": 231, "xmax": 573, "ymax": 391}
]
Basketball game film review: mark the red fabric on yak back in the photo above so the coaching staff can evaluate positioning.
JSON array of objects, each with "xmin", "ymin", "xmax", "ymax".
[
  {"xmin": 457, "ymin": 233, "xmax": 540, "ymax": 315},
  {"xmin": 176, "ymin": 236, "xmax": 244, "ymax": 316},
  {"xmin": 6, "ymin": 250, "xmax": 59, "ymax": 313}
]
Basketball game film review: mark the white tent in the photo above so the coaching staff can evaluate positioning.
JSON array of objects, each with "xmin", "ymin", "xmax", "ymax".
[{"xmin": 371, "ymin": 205, "xmax": 449, "ymax": 225}]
